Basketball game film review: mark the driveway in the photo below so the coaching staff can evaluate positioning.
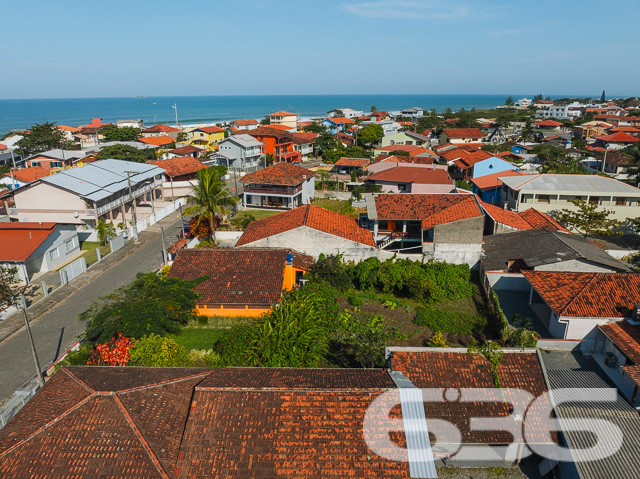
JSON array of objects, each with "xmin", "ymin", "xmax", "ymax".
[
  {"xmin": 494, "ymin": 290, "xmax": 551, "ymax": 338},
  {"xmin": 0, "ymin": 214, "xmax": 183, "ymax": 403}
]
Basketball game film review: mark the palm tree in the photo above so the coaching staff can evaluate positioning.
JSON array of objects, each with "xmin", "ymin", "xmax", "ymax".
[
  {"xmin": 184, "ymin": 168, "xmax": 239, "ymax": 242},
  {"xmin": 319, "ymin": 170, "xmax": 330, "ymax": 190},
  {"xmin": 623, "ymin": 144, "xmax": 640, "ymax": 187}
]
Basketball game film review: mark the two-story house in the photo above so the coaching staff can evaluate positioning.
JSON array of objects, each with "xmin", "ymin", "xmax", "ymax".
[
  {"xmin": 440, "ymin": 128, "xmax": 485, "ymax": 145},
  {"xmin": 229, "ymin": 119, "xmax": 259, "ymax": 131},
  {"xmin": 240, "ymin": 163, "xmax": 315, "ymax": 209},
  {"xmin": 268, "ymin": 110, "xmax": 298, "ymax": 129},
  {"xmin": 216, "ymin": 134, "xmax": 263, "ymax": 169},
  {"xmin": 188, "ymin": 126, "xmax": 226, "ymax": 151},
  {"xmin": 246, "ymin": 127, "xmax": 301, "ymax": 163}
]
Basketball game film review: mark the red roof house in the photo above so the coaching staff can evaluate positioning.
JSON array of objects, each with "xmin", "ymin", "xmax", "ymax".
[
  {"xmin": 440, "ymin": 128, "xmax": 485, "ymax": 145},
  {"xmin": 137, "ymin": 135, "xmax": 175, "ymax": 147},
  {"xmin": 240, "ymin": 163, "xmax": 314, "ymax": 209},
  {"xmin": 149, "ymin": 156, "xmax": 207, "ymax": 181},
  {"xmin": 365, "ymin": 166, "xmax": 454, "ymax": 194}
]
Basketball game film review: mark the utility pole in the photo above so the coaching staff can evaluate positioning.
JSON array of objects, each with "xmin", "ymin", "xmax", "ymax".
[
  {"xmin": 17, "ymin": 295, "xmax": 44, "ymax": 387},
  {"xmin": 172, "ymin": 104, "xmax": 179, "ymax": 127},
  {"xmin": 170, "ymin": 176, "xmax": 186, "ymax": 238},
  {"xmin": 125, "ymin": 171, "xmax": 139, "ymax": 243},
  {"xmin": 601, "ymin": 147, "xmax": 608, "ymax": 173},
  {"xmin": 160, "ymin": 225, "xmax": 167, "ymax": 265}
]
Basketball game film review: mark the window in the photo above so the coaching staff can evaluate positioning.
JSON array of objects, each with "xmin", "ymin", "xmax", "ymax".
[
  {"xmin": 537, "ymin": 195, "xmax": 550, "ymax": 204},
  {"xmin": 49, "ymin": 248, "xmax": 59, "ymax": 261},
  {"xmin": 615, "ymin": 197, "xmax": 626, "ymax": 206},
  {"xmin": 65, "ymin": 239, "xmax": 74, "ymax": 252},
  {"xmin": 589, "ymin": 197, "xmax": 600, "ymax": 205}
]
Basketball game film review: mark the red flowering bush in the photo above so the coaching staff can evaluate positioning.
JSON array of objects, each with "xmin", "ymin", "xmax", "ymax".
[{"xmin": 87, "ymin": 333, "xmax": 133, "ymax": 366}]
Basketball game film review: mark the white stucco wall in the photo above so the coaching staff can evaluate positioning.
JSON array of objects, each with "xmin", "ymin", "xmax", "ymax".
[
  {"xmin": 535, "ymin": 258, "xmax": 621, "ymax": 273},
  {"xmin": 11, "ymin": 183, "xmax": 87, "ymax": 224}
]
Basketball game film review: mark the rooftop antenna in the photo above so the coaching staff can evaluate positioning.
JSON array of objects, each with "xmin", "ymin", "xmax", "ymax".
[{"xmin": 172, "ymin": 104, "xmax": 179, "ymax": 127}]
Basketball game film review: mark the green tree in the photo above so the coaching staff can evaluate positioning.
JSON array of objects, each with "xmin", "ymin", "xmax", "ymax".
[
  {"xmin": 303, "ymin": 123, "xmax": 327, "ymax": 134},
  {"xmin": 504, "ymin": 96, "xmax": 515, "ymax": 106},
  {"xmin": 520, "ymin": 119, "xmax": 533, "ymax": 142},
  {"xmin": 416, "ymin": 114, "xmax": 442, "ymax": 132},
  {"xmin": 184, "ymin": 167, "xmax": 239, "ymax": 242},
  {"xmin": 15, "ymin": 122, "xmax": 73, "ymax": 156},
  {"xmin": 370, "ymin": 105, "xmax": 378, "ymax": 112},
  {"xmin": 554, "ymin": 199, "xmax": 623, "ymax": 237},
  {"xmin": 261, "ymin": 152, "xmax": 275, "ymax": 167},
  {"xmin": 601, "ymin": 90, "xmax": 606, "ymax": 103},
  {"xmin": 128, "ymin": 334, "xmax": 192, "ymax": 367},
  {"xmin": 357, "ymin": 123, "xmax": 384, "ymax": 148},
  {"xmin": 309, "ymin": 254, "xmax": 353, "ymax": 291},
  {"xmin": 96, "ymin": 144, "xmax": 155, "ymax": 163},
  {"xmin": 99, "ymin": 125, "xmax": 141, "ymax": 142},
  {"xmin": 0, "ymin": 266, "xmax": 17, "ymax": 309},
  {"xmin": 79, "ymin": 272, "xmax": 205, "ymax": 344},
  {"xmin": 468, "ymin": 341, "xmax": 504, "ymax": 388},
  {"xmin": 533, "ymin": 94, "xmax": 543, "ymax": 102},
  {"xmin": 96, "ymin": 219, "xmax": 116, "ymax": 246},
  {"xmin": 176, "ymin": 131, "xmax": 188, "ymax": 143},
  {"xmin": 318, "ymin": 170, "xmax": 330, "ymax": 190},
  {"xmin": 623, "ymin": 144, "xmax": 640, "ymax": 186}
]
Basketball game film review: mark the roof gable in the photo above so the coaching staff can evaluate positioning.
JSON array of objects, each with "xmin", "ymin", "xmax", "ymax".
[
  {"xmin": 442, "ymin": 128, "xmax": 484, "ymax": 138},
  {"xmin": 240, "ymin": 163, "xmax": 314, "ymax": 186},
  {"xmin": 374, "ymin": 194, "xmax": 482, "ymax": 228},
  {"xmin": 0, "ymin": 222, "xmax": 58, "ymax": 261}
]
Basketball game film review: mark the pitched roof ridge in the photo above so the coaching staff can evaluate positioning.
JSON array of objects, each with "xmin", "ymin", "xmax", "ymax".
[
  {"xmin": 61, "ymin": 366, "xmax": 96, "ymax": 393},
  {"xmin": 114, "ymin": 371, "xmax": 212, "ymax": 395},
  {"xmin": 0, "ymin": 392, "xmax": 96, "ymax": 459},
  {"xmin": 113, "ymin": 395, "xmax": 171, "ymax": 479},
  {"xmin": 303, "ymin": 203, "xmax": 312, "ymax": 225},
  {"xmin": 559, "ymin": 272, "xmax": 598, "ymax": 315}
]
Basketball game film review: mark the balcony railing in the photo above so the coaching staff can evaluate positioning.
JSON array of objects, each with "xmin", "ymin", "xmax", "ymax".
[
  {"xmin": 95, "ymin": 179, "xmax": 162, "ymax": 215},
  {"xmin": 85, "ymin": 209, "xmax": 95, "ymax": 216},
  {"xmin": 244, "ymin": 184, "xmax": 302, "ymax": 196},
  {"xmin": 8, "ymin": 207, "xmax": 17, "ymax": 215}
]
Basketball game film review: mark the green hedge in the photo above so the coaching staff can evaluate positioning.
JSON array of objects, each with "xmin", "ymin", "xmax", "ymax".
[{"xmin": 414, "ymin": 305, "xmax": 486, "ymax": 335}]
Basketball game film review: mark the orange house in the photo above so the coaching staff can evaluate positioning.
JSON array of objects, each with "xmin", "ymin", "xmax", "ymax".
[
  {"xmin": 168, "ymin": 248, "xmax": 312, "ymax": 317},
  {"xmin": 247, "ymin": 126, "xmax": 301, "ymax": 163}
]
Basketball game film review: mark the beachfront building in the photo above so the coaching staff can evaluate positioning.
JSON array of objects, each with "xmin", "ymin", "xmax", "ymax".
[
  {"xmin": 216, "ymin": 134, "xmax": 263, "ymax": 169},
  {"xmin": 187, "ymin": 126, "xmax": 226, "ymax": 151},
  {"xmin": 268, "ymin": 111, "xmax": 298, "ymax": 129},
  {"xmin": 240, "ymin": 163, "xmax": 314, "ymax": 209},
  {"xmin": 245, "ymin": 127, "xmax": 301, "ymax": 163},
  {"xmin": 327, "ymin": 108, "xmax": 363, "ymax": 119}
]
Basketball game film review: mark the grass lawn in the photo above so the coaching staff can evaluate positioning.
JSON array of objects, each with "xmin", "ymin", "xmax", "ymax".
[
  {"xmin": 170, "ymin": 328, "xmax": 227, "ymax": 351},
  {"xmin": 80, "ymin": 241, "xmax": 111, "ymax": 267},
  {"xmin": 312, "ymin": 198, "xmax": 364, "ymax": 218},
  {"xmin": 236, "ymin": 209, "xmax": 282, "ymax": 221}
]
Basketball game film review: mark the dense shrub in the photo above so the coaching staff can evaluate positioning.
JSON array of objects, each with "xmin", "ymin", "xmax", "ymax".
[
  {"xmin": 347, "ymin": 295, "xmax": 364, "ymax": 307},
  {"xmin": 347, "ymin": 257, "xmax": 472, "ymax": 303},
  {"xmin": 128, "ymin": 334, "xmax": 192, "ymax": 367},
  {"xmin": 414, "ymin": 305, "xmax": 486, "ymax": 335},
  {"xmin": 309, "ymin": 254, "xmax": 353, "ymax": 291}
]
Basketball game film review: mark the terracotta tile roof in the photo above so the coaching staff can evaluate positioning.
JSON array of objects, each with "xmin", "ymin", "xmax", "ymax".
[
  {"xmin": 441, "ymin": 148, "xmax": 465, "ymax": 162},
  {"xmin": 236, "ymin": 204, "xmax": 376, "ymax": 247},
  {"xmin": 519, "ymin": 208, "xmax": 571, "ymax": 233},
  {"xmin": 621, "ymin": 365, "xmax": 640, "ymax": 387},
  {"xmin": 167, "ymin": 237, "xmax": 188, "ymax": 255},
  {"xmin": 335, "ymin": 157, "xmax": 369, "ymax": 167},
  {"xmin": 374, "ymin": 194, "xmax": 483, "ymax": 229},
  {"xmin": 169, "ymin": 248, "xmax": 312, "ymax": 306},
  {"xmin": 149, "ymin": 156, "xmax": 207, "ymax": 178},
  {"xmin": 0, "ymin": 144, "xmax": 6, "ymax": 150},
  {"xmin": 196, "ymin": 126, "xmax": 225, "ymax": 134},
  {"xmin": 246, "ymin": 126, "xmax": 294, "ymax": 139},
  {"xmin": 533, "ymin": 120, "xmax": 563, "ymax": 127},
  {"xmin": 240, "ymin": 162, "xmax": 314, "ymax": 186},
  {"xmin": 480, "ymin": 201, "xmax": 534, "ymax": 230},
  {"xmin": 609, "ymin": 126, "xmax": 640, "ymax": 133},
  {"xmin": 522, "ymin": 271, "xmax": 640, "ymax": 318},
  {"xmin": 327, "ymin": 116, "xmax": 354, "ymax": 125},
  {"xmin": 369, "ymin": 110, "xmax": 390, "ymax": 118},
  {"xmin": 442, "ymin": 128, "xmax": 484, "ymax": 139},
  {"xmin": 169, "ymin": 145, "xmax": 201, "ymax": 155},
  {"xmin": 471, "ymin": 169, "xmax": 526, "ymax": 190},
  {"xmin": 599, "ymin": 321, "xmax": 640, "ymax": 364},
  {"xmin": 137, "ymin": 135, "xmax": 175, "ymax": 146},
  {"xmin": 290, "ymin": 132, "xmax": 317, "ymax": 144},
  {"xmin": 595, "ymin": 131, "xmax": 639, "ymax": 143},
  {"xmin": 56, "ymin": 124, "xmax": 80, "ymax": 133},
  {"xmin": 457, "ymin": 142, "xmax": 485, "ymax": 151},
  {"xmin": 269, "ymin": 110, "xmax": 295, "ymax": 117},
  {"xmin": 0, "ymin": 222, "xmax": 59, "ymax": 261},
  {"xmin": 376, "ymin": 144, "xmax": 425, "ymax": 153},
  {"xmin": 389, "ymin": 350, "xmax": 550, "ymax": 444},
  {"xmin": 367, "ymin": 166, "xmax": 453, "ymax": 185},
  {"xmin": 1, "ymin": 165, "xmax": 52, "ymax": 184},
  {"xmin": 264, "ymin": 123, "xmax": 295, "ymax": 131},
  {"xmin": 142, "ymin": 124, "xmax": 180, "ymax": 133},
  {"xmin": 232, "ymin": 119, "xmax": 258, "ymax": 126},
  {"xmin": 378, "ymin": 155, "xmax": 436, "ymax": 165}
]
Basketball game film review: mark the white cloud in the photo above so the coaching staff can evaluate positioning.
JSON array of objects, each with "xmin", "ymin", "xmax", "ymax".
[{"xmin": 341, "ymin": 0, "xmax": 473, "ymax": 21}]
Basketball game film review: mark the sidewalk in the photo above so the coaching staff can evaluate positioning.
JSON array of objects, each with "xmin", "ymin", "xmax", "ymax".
[{"xmin": 0, "ymin": 230, "xmax": 155, "ymax": 346}]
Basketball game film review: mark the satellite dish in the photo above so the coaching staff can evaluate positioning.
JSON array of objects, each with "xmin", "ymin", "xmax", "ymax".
[{"xmin": 73, "ymin": 211, "xmax": 79, "ymax": 218}]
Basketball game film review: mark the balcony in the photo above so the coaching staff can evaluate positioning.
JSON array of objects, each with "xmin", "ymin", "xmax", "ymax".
[{"xmin": 244, "ymin": 184, "xmax": 302, "ymax": 196}]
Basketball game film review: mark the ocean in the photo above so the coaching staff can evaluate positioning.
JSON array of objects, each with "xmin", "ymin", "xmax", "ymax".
[{"xmin": 0, "ymin": 94, "xmax": 550, "ymax": 134}]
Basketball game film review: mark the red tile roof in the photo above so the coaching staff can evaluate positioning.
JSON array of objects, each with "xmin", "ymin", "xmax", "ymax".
[
  {"xmin": 533, "ymin": 119, "xmax": 563, "ymax": 127},
  {"xmin": 374, "ymin": 194, "xmax": 483, "ymax": 229},
  {"xmin": 609, "ymin": 126, "xmax": 640, "ymax": 133},
  {"xmin": 518, "ymin": 208, "xmax": 571, "ymax": 233},
  {"xmin": 137, "ymin": 135, "xmax": 175, "ymax": 146},
  {"xmin": 1, "ymin": 165, "xmax": 52, "ymax": 183},
  {"xmin": 376, "ymin": 144, "xmax": 426, "ymax": 153},
  {"xmin": 335, "ymin": 157, "xmax": 369, "ymax": 167},
  {"xmin": 389, "ymin": 350, "xmax": 550, "ymax": 444},
  {"xmin": 367, "ymin": 166, "xmax": 453, "ymax": 185},
  {"xmin": 0, "ymin": 222, "xmax": 58, "ymax": 262},
  {"xmin": 169, "ymin": 145, "xmax": 202, "ymax": 155},
  {"xmin": 168, "ymin": 248, "xmax": 312, "ymax": 306},
  {"xmin": 56, "ymin": 125, "xmax": 80, "ymax": 133},
  {"xmin": 240, "ymin": 162, "xmax": 314, "ymax": 186},
  {"xmin": 149, "ymin": 156, "xmax": 207, "ymax": 178},
  {"xmin": 196, "ymin": 126, "xmax": 225, "ymax": 134},
  {"xmin": 377, "ymin": 155, "xmax": 436, "ymax": 165},
  {"xmin": 522, "ymin": 271, "xmax": 640, "ymax": 318},
  {"xmin": 269, "ymin": 110, "xmax": 296, "ymax": 117},
  {"xmin": 595, "ymin": 131, "xmax": 639, "ymax": 143},
  {"xmin": 328, "ymin": 116, "xmax": 354, "ymax": 125},
  {"xmin": 236, "ymin": 204, "xmax": 376, "ymax": 247},
  {"xmin": 442, "ymin": 128, "xmax": 484, "ymax": 139},
  {"xmin": 232, "ymin": 119, "xmax": 258, "ymax": 126},
  {"xmin": 599, "ymin": 321, "xmax": 640, "ymax": 364},
  {"xmin": 480, "ymin": 201, "xmax": 533, "ymax": 230},
  {"xmin": 0, "ymin": 144, "xmax": 6, "ymax": 150},
  {"xmin": 264, "ymin": 123, "xmax": 295, "ymax": 131},
  {"xmin": 291, "ymin": 132, "xmax": 318, "ymax": 144},
  {"xmin": 246, "ymin": 126, "xmax": 294, "ymax": 139},
  {"xmin": 142, "ymin": 124, "xmax": 180, "ymax": 133},
  {"xmin": 471, "ymin": 169, "xmax": 526, "ymax": 190}
]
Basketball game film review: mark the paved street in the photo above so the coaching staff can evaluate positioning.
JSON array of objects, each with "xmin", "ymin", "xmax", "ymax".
[{"xmin": 0, "ymin": 214, "xmax": 184, "ymax": 402}]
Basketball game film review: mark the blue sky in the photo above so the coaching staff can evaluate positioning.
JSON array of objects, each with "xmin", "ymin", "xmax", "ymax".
[{"xmin": 1, "ymin": 0, "xmax": 638, "ymax": 99}]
